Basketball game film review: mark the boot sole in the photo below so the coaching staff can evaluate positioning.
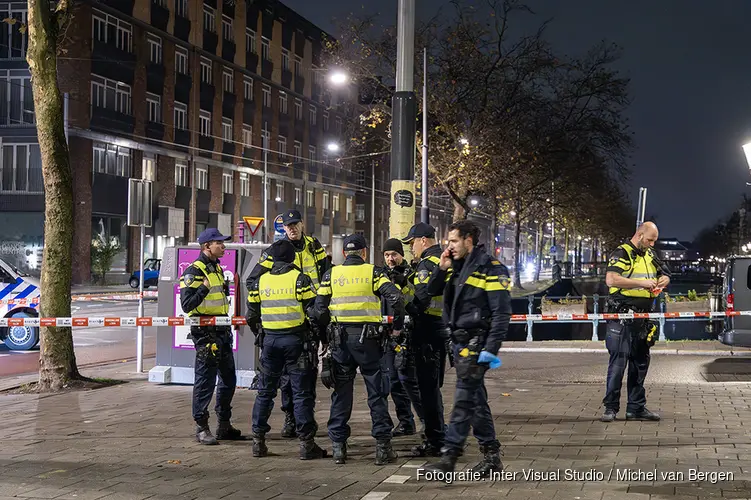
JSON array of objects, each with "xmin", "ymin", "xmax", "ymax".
[{"xmin": 300, "ymin": 451, "xmax": 329, "ymax": 460}]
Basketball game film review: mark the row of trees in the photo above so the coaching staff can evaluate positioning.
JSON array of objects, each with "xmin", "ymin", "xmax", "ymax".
[{"xmin": 326, "ymin": 0, "xmax": 636, "ymax": 285}]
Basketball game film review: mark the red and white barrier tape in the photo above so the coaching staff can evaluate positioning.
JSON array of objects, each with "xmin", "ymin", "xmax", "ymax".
[
  {"xmin": 0, "ymin": 291, "xmax": 159, "ymax": 306},
  {"xmin": 0, "ymin": 310, "xmax": 739, "ymax": 328}
]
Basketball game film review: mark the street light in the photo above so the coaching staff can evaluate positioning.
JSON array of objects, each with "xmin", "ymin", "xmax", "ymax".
[
  {"xmin": 467, "ymin": 194, "xmax": 482, "ymax": 208},
  {"xmin": 326, "ymin": 143, "xmax": 341, "ymax": 153},
  {"xmin": 459, "ymin": 137, "xmax": 469, "ymax": 146},
  {"xmin": 329, "ymin": 70, "xmax": 348, "ymax": 86}
]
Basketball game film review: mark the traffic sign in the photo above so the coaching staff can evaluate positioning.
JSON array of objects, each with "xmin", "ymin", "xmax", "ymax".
[
  {"xmin": 549, "ymin": 245, "xmax": 557, "ymax": 255},
  {"xmin": 243, "ymin": 216, "xmax": 264, "ymax": 237},
  {"xmin": 273, "ymin": 214, "xmax": 285, "ymax": 234},
  {"xmin": 274, "ymin": 232, "xmax": 285, "ymax": 242}
]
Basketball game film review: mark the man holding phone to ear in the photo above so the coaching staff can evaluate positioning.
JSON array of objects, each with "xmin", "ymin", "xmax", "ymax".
[{"xmin": 602, "ymin": 221, "xmax": 671, "ymax": 423}]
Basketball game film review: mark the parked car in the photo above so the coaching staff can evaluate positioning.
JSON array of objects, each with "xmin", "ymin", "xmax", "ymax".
[
  {"xmin": 0, "ymin": 258, "xmax": 40, "ymax": 350},
  {"xmin": 129, "ymin": 259, "xmax": 161, "ymax": 289}
]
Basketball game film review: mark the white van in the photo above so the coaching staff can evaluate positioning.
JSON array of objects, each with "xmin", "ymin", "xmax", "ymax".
[{"xmin": 0, "ymin": 258, "xmax": 40, "ymax": 350}]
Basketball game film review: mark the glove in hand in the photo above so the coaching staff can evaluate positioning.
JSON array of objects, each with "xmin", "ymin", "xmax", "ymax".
[{"xmin": 478, "ymin": 350, "xmax": 501, "ymax": 369}]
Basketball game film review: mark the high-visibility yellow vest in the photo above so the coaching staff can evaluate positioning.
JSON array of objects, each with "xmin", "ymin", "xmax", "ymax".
[
  {"xmin": 422, "ymin": 255, "xmax": 445, "ymax": 317},
  {"xmin": 257, "ymin": 270, "xmax": 306, "ymax": 331},
  {"xmin": 328, "ymin": 264, "xmax": 383, "ymax": 324},
  {"xmin": 181, "ymin": 259, "xmax": 229, "ymax": 316},
  {"xmin": 608, "ymin": 244, "xmax": 659, "ymax": 298},
  {"xmin": 261, "ymin": 235, "xmax": 325, "ymax": 289}
]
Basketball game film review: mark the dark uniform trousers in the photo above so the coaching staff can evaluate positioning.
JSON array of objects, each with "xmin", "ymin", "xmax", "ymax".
[
  {"xmin": 192, "ymin": 326, "xmax": 236, "ymax": 423},
  {"xmin": 603, "ymin": 320, "xmax": 650, "ymax": 413},
  {"xmin": 406, "ymin": 330, "xmax": 445, "ymax": 446},
  {"xmin": 328, "ymin": 328, "xmax": 394, "ymax": 443},
  {"xmin": 443, "ymin": 341, "xmax": 500, "ymax": 455},
  {"xmin": 252, "ymin": 333, "xmax": 316, "ymax": 437},
  {"xmin": 382, "ymin": 338, "xmax": 419, "ymax": 429},
  {"xmin": 280, "ymin": 359, "xmax": 319, "ymax": 417}
]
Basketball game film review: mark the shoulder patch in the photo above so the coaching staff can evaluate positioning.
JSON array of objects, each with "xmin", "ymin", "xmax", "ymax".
[
  {"xmin": 500, "ymin": 276, "xmax": 511, "ymax": 289},
  {"xmin": 491, "ymin": 259, "xmax": 501, "ymax": 265},
  {"xmin": 416, "ymin": 269, "xmax": 430, "ymax": 284},
  {"xmin": 184, "ymin": 274, "xmax": 195, "ymax": 286}
]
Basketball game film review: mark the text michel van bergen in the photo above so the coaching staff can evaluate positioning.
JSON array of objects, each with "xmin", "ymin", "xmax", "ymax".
[{"xmin": 416, "ymin": 468, "xmax": 734, "ymax": 484}]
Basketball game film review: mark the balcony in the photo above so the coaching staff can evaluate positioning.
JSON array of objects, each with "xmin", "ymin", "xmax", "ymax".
[
  {"xmin": 175, "ymin": 73, "xmax": 191, "ymax": 103},
  {"xmin": 100, "ymin": 0, "xmax": 133, "ymax": 16},
  {"xmin": 92, "ymin": 172, "xmax": 129, "ymax": 215},
  {"xmin": 91, "ymin": 40, "xmax": 136, "ymax": 85},
  {"xmin": 203, "ymin": 30, "xmax": 218, "ymax": 53},
  {"xmin": 222, "ymin": 40, "xmax": 236, "ymax": 62},
  {"xmin": 242, "ymin": 147, "xmax": 254, "ymax": 168},
  {"xmin": 198, "ymin": 136, "xmax": 214, "ymax": 157},
  {"xmin": 174, "ymin": 128, "xmax": 190, "ymax": 150},
  {"xmin": 311, "ymin": 83, "xmax": 322, "ymax": 102},
  {"xmin": 305, "ymin": 206, "xmax": 316, "ymax": 228},
  {"xmin": 294, "ymin": 75, "xmax": 305, "ymax": 94},
  {"xmin": 261, "ymin": 59, "xmax": 273, "ymax": 80},
  {"xmin": 294, "ymin": 118, "xmax": 305, "ymax": 137},
  {"xmin": 151, "ymin": 1, "xmax": 170, "ymax": 32},
  {"xmin": 222, "ymin": 141, "xmax": 235, "ymax": 163},
  {"xmin": 146, "ymin": 63, "xmax": 165, "ymax": 95},
  {"xmin": 90, "ymin": 107, "xmax": 135, "ymax": 135},
  {"xmin": 200, "ymin": 82, "xmax": 215, "ymax": 111},
  {"xmin": 145, "ymin": 121, "xmax": 164, "ymax": 141},
  {"xmin": 307, "ymin": 163, "xmax": 318, "ymax": 182},
  {"xmin": 174, "ymin": 15, "xmax": 190, "ymax": 42},
  {"xmin": 175, "ymin": 186, "xmax": 192, "ymax": 212},
  {"xmin": 246, "ymin": 52, "xmax": 259, "ymax": 73},
  {"xmin": 222, "ymin": 92, "xmax": 236, "ymax": 118},
  {"xmin": 278, "ymin": 117, "xmax": 289, "ymax": 138},
  {"xmin": 281, "ymin": 69, "xmax": 292, "ymax": 89},
  {"xmin": 204, "ymin": 0, "xmax": 217, "ymax": 7},
  {"xmin": 196, "ymin": 190, "xmax": 210, "ymax": 223}
]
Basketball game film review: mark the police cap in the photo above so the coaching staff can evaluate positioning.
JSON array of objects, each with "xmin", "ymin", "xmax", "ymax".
[
  {"xmin": 343, "ymin": 233, "xmax": 367, "ymax": 251},
  {"xmin": 400, "ymin": 222, "xmax": 436, "ymax": 243},
  {"xmin": 282, "ymin": 210, "xmax": 303, "ymax": 225},
  {"xmin": 198, "ymin": 228, "xmax": 232, "ymax": 245}
]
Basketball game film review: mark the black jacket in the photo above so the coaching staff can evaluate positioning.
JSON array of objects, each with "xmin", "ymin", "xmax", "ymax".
[
  {"xmin": 311, "ymin": 255, "xmax": 405, "ymax": 330},
  {"xmin": 247, "ymin": 234, "xmax": 330, "ymax": 287},
  {"xmin": 246, "ymin": 262, "xmax": 316, "ymax": 336},
  {"xmin": 383, "ymin": 261, "xmax": 417, "ymax": 318},
  {"xmin": 427, "ymin": 244, "xmax": 511, "ymax": 354},
  {"xmin": 411, "ymin": 244, "xmax": 446, "ymax": 328},
  {"xmin": 180, "ymin": 252, "xmax": 229, "ymax": 315}
]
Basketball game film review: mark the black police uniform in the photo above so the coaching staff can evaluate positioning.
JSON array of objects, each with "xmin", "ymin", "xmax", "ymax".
[
  {"xmin": 180, "ymin": 228, "xmax": 242, "ymax": 445},
  {"xmin": 423, "ymin": 242, "xmax": 511, "ymax": 476},
  {"xmin": 247, "ymin": 210, "xmax": 330, "ymax": 438},
  {"xmin": 311, "ymin": 234, "xmax": 405, "ymax": 465}
]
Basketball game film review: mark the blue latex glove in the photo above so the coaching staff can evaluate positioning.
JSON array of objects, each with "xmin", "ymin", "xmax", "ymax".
[{"xmin": 478, "ymin": 350, "xmax": 501, "ymax": 369}]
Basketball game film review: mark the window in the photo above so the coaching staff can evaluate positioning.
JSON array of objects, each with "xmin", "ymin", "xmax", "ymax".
[
  {"xmin": 275, "ymin": 181, "xmax": 284, "ymax": 201},
  {"xmin": 242, "ymin": 125, "xmax": 252, "ymax": 147},
  {"xmin": 308, "ymin": 145, "xmax": 316, "ymax": 162},
  {"xmin": 281, "ymin": 49, "xmax": 289, "ymax": 70},
  {"xmin": 199, "ymin": 110, "xmax": 211, "ymax": 136},
  {"xmin": 146, "ymin": 93, "xmax": 160, "ymax": 123},
  {"xmin": 92, "ymin": 9, "xmax": 132, "ymax": 53},
  {"xmin": 278, "ymin": 136, "xmax": 287, "ymax": 157},
  {"xmin": 240, "ymin": 172, "xmax": 250, "ymax": 197},
  {"xmin": 175, "ymin": 162, "xmax": 188, "ymax": 187},
  {"xmin": 309, "ymin": 105, "xmax": 316, "ymax": 126},
  {"xmin": 0, "ymin": 4, "xmax": 27, "ymax": 58},
  {"xmin": 306, "ymin": 189, "xmax": 314, "ymax": 207},
  {"xmin": 243, "ymin": 76, "xmax": 254, "ymax": 100},
  {"xmin": 262, "ymin": 84, "xmax": 271, "ymax": 107},
  {"xmin": 261, "ymin": 36, "xmax": 270, "ymax": 60},
  {"xmin": 91, "ymin": 74, "xmax": 131, "ymax": 114},
  {"xmin": 195, "ymin": 167, "xmax": 208, "ymax": 190},
  {"xmin": 222, "ymin": 117, "xmax": 233, "ymax": 141},
  {"xmin": 92, "ymin": 142, "xmax": 132, "ymax": 178},
  {"xmin": 346, "ymin": 197, "xmax": 353, "ymax": 221},
  {"xmin": 355, "ymin": 168, "xmax": 365, "ymax": 188},
  {"xmin": 322, "ymin": 191, "xmax": 329, "ymax": 210},
  {"xmin": 294, "ymin": 55, "xmax": 302, "ymax": 76},
  {"xmin": 175, "ymin": 46, "xmax": 188, "ymax": 74},
  {"xmin": 222, "ymin": 170, "xmax": 233, "ymax": 194},
  {"xmin": 222, "ymin": 15, "xmax": 233, "ymax": 41},
  {"xmin": 147, "ymin": 34, "xmax": 162, "ymax": 64},
  {"xmin": 279, "ymin": 91, "xmax": 287, "ymax": 114},
  {"xmin": 0, "ymin": 70, "xmax": 34, "ymax": 126},
  {"xmin": 323, "ymin": 111, "xmax": 329, "ymax": 131},
  {"xmin": 294, "ymin": 98, "xmax": 302, "ymax": 120},
  {"xmin": 174, "ymin": 101, "xmax": 187, "ymax": 130},
  {"xmin": 332, "ymin": 193, "xmax": 339, "ymax": 212},
  {"xmin": 261, "ymin": 128, "xmax": 270, "ymax": 148},
  {"xmin": 336, "ymin": 117, "xmax": 343, "ymax": 134},
  {"xmin": 293, "ymin": 141, "xmax": 302, "ymax": 160},
  {"xmin": 142, "ymin": 155, "xmax": 156, "ymax": 181},
  {"xmin": 200, "ymin": 57, "xmax": 213, "ymax": 84},
  {"xmin": 246, "ymin": 28, "xmax": 256, "ymax": 53},
  {"xmin": 222, "ymin": 67, "xmax": 234, "ymax": 93},
  {"xmin": 0, "ymin": 143, "xmax": 42, "ymax": 193},
  {"xmin": 294, "ymin": 187, "xmax": 302, "ymax": 205},
  {"xmin": 175, "ymin": 0, "xmax": 188, "ymax": 18},
  {"xmin": 203, "ymin": 6, "xmax": 215, "ymax": 32},
  {"xmin": 355, "ymin": 204, "xmax": 366, "ymax": 222}
]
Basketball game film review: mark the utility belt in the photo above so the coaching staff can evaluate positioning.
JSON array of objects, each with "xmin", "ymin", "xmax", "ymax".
[
  {"xmin": 189, "ymin": 322, "xmax": 231, "ymax": 341},
  {"xmin": 450, "ymin": 328, "xmax": 487, "ymax": 345},
  {"xmin": 452, "ymin": 331, "xmax": 489, "ymax": 380}
]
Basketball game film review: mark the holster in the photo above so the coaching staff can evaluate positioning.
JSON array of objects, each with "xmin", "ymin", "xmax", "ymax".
[
  {"xmin": 453, "ymin": 333, "xmax": 487, "ymax": 380},
  {"xmin": 327, "ymin": 323, "xmax": 343, "ymax": 349},
  {"xmin": 296, "ymin": 329, "xmax": 317, "ymax": 372},
  {"xmin": 320, "ymin": 351, "xmax": 336, "ymax": 389}
]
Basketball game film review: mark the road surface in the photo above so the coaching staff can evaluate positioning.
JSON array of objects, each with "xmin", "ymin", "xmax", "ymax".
[{"xmin": 0, "ymin": 298, "xmax": 158, "ymax": 377}]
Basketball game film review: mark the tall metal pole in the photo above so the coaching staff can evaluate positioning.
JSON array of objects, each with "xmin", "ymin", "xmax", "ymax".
[
  {"xmin": 136, "ymin": 221, "xmax": 145, "ymax": 373},
  {"xmin": 263, "ymin": 121, "xmax": 268, "ymax": 243},
  {"xmin": 389, "ymin": 0, "xmax": 417, "ymax": 240},
  {"xmin": 370, "ymin": 166, "xmax": 376, "ymax": 264},
  {"xmin": 636, "ymin": 187, "xmax": 647, "ymax": 229},
  {"xmin": 420, "ymin": 47, "xmax": 429, "ymax": 224}
]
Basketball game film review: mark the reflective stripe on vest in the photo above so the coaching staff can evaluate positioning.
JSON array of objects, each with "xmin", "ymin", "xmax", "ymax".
[
  {"xmin": 258, "ymin": 270, "xmax": 305, "ymax": 330},
  {"xmin": 424, "ymin": 255, "xmax": 444, "ymax": 317},
  {"xmin": 330, "ymin": 264, "xmax": 381, "ymax": 323},
  {"xmin": 297, "ymin": 236, "xmax": 321, "ymax": 290},
  {"xmin": 190, "ymin": 260, "xmax": 229, "ymax": 316},
  {"xmin": 608, "ymin": 244, "xmax": 658, "ymax": 299}
]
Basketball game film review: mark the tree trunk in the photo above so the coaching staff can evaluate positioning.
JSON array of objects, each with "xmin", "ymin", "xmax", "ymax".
[
  {"xmin": 452, "ymin": 200, "xmax": 466, "ymax": 220},
  {"xmin": 27, "ymin": 0, "xmax": 80, "ymax": 390},
  {"xmin": 534, "ymin": 229, "xmax": 543, "ymax": 282},
  {"xmin": 513, "ymin": 216, "xmax": 523, "ymax": 289}
]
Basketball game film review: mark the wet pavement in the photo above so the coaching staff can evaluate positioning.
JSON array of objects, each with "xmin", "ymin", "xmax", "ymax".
[{"xmin": 1, "ymin": 352, "xmax": 751, "ymax": 499}]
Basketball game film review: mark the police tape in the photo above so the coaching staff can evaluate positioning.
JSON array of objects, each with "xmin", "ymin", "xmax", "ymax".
[
  {"xmin": 0, "ymin": 310, "xmax": 742, "ymax": 328},
  {"xmin": 0, "ymin": 291, "xmax": 159, "ymax": 306}
]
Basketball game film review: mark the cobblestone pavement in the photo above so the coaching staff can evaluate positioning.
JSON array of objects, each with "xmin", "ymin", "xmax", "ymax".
[{"xmin": 1, "ymin": 354, "xmax": 751, "ymax": 500}]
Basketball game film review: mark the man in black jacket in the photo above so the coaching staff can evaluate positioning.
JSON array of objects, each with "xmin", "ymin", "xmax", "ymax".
[{"xmin": 421, "ymin": 220, "xmax": 511, "ymax": 477}]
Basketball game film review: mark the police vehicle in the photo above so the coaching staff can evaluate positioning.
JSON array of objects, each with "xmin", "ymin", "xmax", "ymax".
[
  {"xmin": 719, "ymin": 255, "xmax": 751, "ymax": 347},
  {"xmin": 0, "ymin": 257, "xmax": 40, "ymax": 350}
]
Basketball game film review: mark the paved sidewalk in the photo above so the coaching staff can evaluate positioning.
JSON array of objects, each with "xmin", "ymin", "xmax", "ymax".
[
  {"xmin": 2, "ymin": 357, "xmax": 751, "ymax": 500},
  {"xmin": 500, "ymin": 340, "xmax": 751, "ymax": 356}
]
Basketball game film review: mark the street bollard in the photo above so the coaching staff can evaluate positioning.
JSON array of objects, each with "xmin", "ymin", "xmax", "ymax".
[
  {"xmin": 591, "ymin": 293, "xmax": 600, "ymax": 341},
  {"xmin": 526, "ymin": 295, "xmax": 534, "ymax": 342},
  {"xmin": 659, "ymin": 296, "xmax": 667, "ymax": 341}
]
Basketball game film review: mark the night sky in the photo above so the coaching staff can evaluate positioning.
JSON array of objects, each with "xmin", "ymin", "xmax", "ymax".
[{"xmin": 283, "ymin": 0, "xmax": 751, "ymax": 241}]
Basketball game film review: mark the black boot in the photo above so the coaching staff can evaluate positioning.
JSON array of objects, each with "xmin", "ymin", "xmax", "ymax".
[
  {"xmin": 252, "ymin": 433, "xmax": 268, "ymax": 457},
  {"xmin": 392, "ymin": 423, "xmax": 416, "ymax": 437},
  {"xmin": 216, "ymin": 421, "xmax": 245, "ymax": 440},
  {"xmin": 195, "ymin": 421, "xmax": 218, "ymax": 445},
  {"xmin": 470, "ymin": 445, "xmax": 503, "ymax": 478},
  {"xmin": 300, "ymin": 437, "xmax": 328, "ymax": 460},
  {"xmin": 409, "ymin": 441, "xmax": 442, "ymax": 458},
  {"xmin": 422, "ymin": 452, "xmax": 458, "ymax": 473},
  {"xmin": 281, "ymin": 412, "xmax": 296, "ymax": 438},
  {"xmin": 374, "ymin": 439, "xmax": 397, "ymax": 465},
  {"xmin": 332, "ymin": 441, "xmax": 347, "ymax": 464}
]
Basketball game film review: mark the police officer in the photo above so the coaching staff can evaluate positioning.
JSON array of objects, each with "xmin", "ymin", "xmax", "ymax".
[
  {"xmin": 248, "ymin": 209, "xmax": 329, "ymax": 438},
  {"xmin": 381, "ymin": 238, "xmax": 422, "ymax": 437},
  {"xmin": 400, "ymin": 222, "xmax": 447, "ymax": 457},
  {"xmin": 311, "ymin": 234, "xmax": 404, "ymax": 465},
  {"xmin": 246, "ymin": 240, "xmax": 327, "ymax": 459},
  {"xmin": 601, "ymin": 221, "xmax": 670, "ymax": 423},
  {"xmin": 422, "ymin": 220, "xmax": 510, "ymax": 476},
  {"xmin": 180, "ymin": 228, "xmax": 243, "ymax": 445}
]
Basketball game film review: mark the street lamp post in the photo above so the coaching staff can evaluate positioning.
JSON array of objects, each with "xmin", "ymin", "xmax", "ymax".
[{"xmin": 421, "ymin": 47, "xmax": 429, "ymax": 224}]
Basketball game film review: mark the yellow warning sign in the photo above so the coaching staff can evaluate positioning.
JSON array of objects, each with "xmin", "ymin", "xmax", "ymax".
[{"xmin": 243, "ymin": 216, "xmax": 264, "ymax": 237}]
